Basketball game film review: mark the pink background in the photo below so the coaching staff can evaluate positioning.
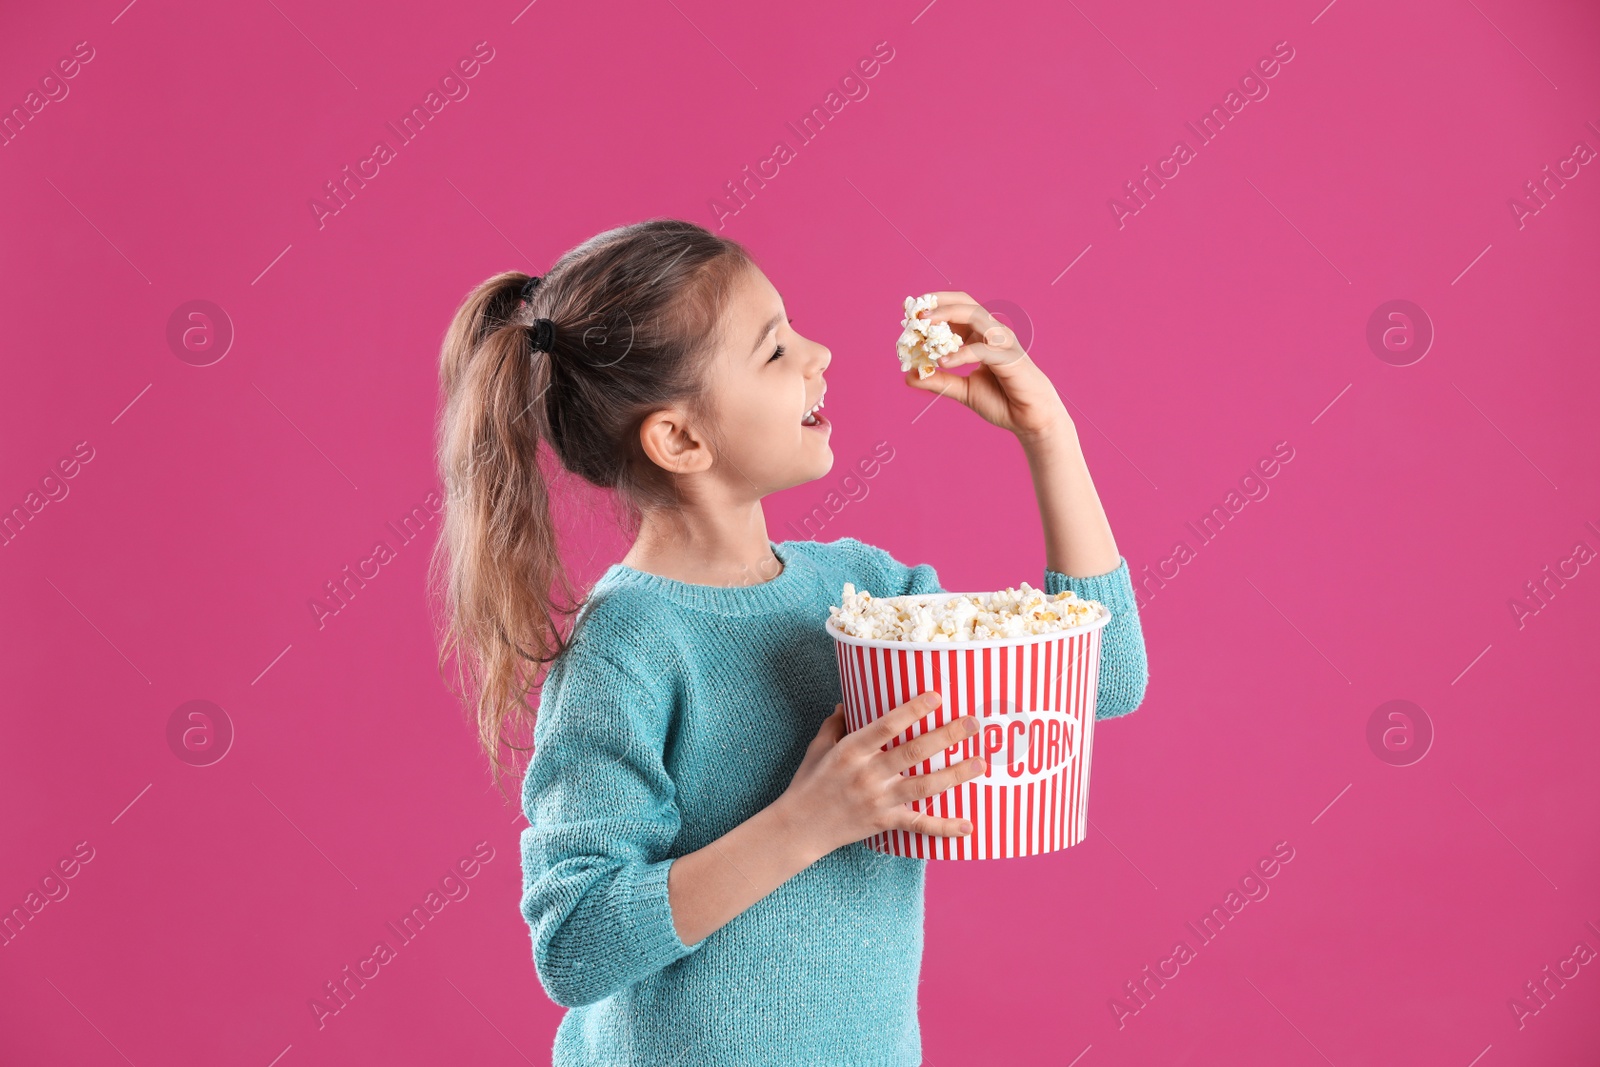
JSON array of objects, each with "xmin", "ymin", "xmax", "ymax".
[{"xmin": 3, "ymin": 0, "xmax": 1598, "ymax": 1063}]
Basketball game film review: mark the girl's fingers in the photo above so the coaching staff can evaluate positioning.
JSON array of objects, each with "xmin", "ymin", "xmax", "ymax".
[
  {"xmin": 887, "ymin": 713, "xmax": 978, "ymax": 773},
  {"xmin": 903, "ymin": 365, "xmax": 970, "ymax": 402},
  {"xmin": 894, "ymin": 755, "xmax": 987, "ymax": 806},
  {"xmin": 913, "ymin": 303, "xmax": 991, "ymax": 353},
  {"xmin": 898, "ymin": 806, "xmax": 974, "ymax": 839},
  {"xmin": 919, "ymin": 290, "xmax": 980, "ymax": 311},
  {"xmin": 936, "ymin": 333, "xmax": 1024, "ymax": 373},
  {"xmin": 934, "ymin": 344, "xmax": 991, "ymax": 371},
  {"xmin": 912, "ymin": 297, "xmax": 1024, "ymax": 366},
  {"xmin": 817, "ymin": 704, "xmax": 846, "ymax": 744},
  {"xmin": 916, "ymin": 299, "xmax": 1008, "ymax": 344},
  {"xmin": 859, "ymin": 691, "xmax": 943, "ymax": 754}
]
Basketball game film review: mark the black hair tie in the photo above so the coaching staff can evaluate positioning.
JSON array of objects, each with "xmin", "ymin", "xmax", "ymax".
[{"xmin": 528, "ymin": 318, "xmax": 556, "ymax": 354}]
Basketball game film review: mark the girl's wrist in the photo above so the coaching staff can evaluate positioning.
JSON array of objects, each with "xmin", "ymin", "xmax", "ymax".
[
  {"xmin": 766, "ymin": 793, "xmax": 837, "ymax": 868},
  {"xmin": 1016, "ymin": 409, "xmax": 1077, "ymax": 453}
]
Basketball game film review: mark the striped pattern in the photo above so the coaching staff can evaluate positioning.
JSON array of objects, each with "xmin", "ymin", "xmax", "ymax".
[{"xmin": 832, "ymin": 620, "xmax": 1106, "ymax": 860}]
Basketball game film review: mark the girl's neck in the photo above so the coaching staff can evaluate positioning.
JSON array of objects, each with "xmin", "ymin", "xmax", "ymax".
[{"xmin": 621, "ymin": 502, "xmax": 783, "ymax": 588}]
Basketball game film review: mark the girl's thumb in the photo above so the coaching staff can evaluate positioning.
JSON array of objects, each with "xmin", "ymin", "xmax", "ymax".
[{"xmin": 905, "ymin": 365, "xmax": 964, "ymax": 400}]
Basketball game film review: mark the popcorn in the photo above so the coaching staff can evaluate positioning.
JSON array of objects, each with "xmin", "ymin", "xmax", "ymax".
[
  {"xmin": 828, "ymin": 582, "xmax": 1108, "ymax": 643},
  {"xmin": 896, "ymin": 293, "xmax": 963, "ymax": 380}
]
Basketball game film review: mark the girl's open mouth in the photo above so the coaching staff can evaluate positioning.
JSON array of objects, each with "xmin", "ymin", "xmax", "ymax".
[{"xmin": 802, "ymin": 391, "xmax": 828, "ymax": 429}]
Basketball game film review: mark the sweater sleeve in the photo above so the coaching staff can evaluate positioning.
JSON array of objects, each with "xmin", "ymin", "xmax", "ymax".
[
  {"xmin": 518, "ymin": 645, "xmax": 704, "ymax": 1008},
  {"xmin": 1044, "ymin": 557, "xmax": 1149, "ymax": 720},
  {"xmin": 835, "ymin": 536, "xmax": 945, "ymax": 597}
]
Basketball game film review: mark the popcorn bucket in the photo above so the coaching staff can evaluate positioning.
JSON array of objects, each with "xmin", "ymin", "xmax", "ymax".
[{"xmin": 826, "ymin": 596, "xmax": 1111, "ymax": 860}]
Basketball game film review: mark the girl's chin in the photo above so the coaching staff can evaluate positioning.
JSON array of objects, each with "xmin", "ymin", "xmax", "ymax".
[
  {"xmin": 804, "ymin": 432, "xmax": 833, "ymax": 462},
  {"xmin": 793, "ymin": 444, "xmax": 834, "ymax": 484}
]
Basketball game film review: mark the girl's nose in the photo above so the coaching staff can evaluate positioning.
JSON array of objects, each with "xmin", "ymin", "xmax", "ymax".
[{"xmin": 811, "ymin": 341, "xmax": 832, "ymax": 374}]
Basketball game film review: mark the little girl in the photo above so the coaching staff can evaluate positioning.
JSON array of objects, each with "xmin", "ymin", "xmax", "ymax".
[{"xmin": 431, "ymin": 219, "xmax": 1149, "ymax": 1066}]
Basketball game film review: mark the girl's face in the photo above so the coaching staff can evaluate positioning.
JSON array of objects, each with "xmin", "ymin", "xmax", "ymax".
[{"xmin": 698, "ymin": 265, "xmax": 834, "ymax": 495}]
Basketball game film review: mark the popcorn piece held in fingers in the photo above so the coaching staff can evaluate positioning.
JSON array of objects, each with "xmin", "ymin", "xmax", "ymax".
[{"xmin": 896, "ymin": 294, "xmax": 963, "ymax": 380}]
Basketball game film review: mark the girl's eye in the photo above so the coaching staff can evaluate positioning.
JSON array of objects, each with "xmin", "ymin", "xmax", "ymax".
[{"xmin": 767, "ymin": 344, "xmax": 786, "ymax": 363}]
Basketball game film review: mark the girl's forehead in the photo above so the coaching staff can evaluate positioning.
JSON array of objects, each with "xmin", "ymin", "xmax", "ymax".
[
  {"xmin": 712, "ymin": 269, "xmax": 782, "ymax": 361},
  {"xmin": 731, "ymin": 264, "xmax": 779, "ymax": 308}
]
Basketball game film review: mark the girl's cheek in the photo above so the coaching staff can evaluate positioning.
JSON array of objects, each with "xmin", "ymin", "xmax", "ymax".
[{"xmin": 729, "ymin": 409, "xmax": 771, "ymax": 449}]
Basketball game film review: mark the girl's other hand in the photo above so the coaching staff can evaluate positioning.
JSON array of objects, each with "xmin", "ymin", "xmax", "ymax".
[
  {"xmin": 903, "ymin": 291, "xmax": 1071, "ymax": 444},
  {"xmin": 776, "ymin": 693, "xmax": 986, "ymax": 859}
]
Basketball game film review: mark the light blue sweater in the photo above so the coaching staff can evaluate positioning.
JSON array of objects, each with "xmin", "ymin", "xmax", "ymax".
[{"xmin": 519, "ymin": 536, "xmax": 1149, "ymax": 1066}]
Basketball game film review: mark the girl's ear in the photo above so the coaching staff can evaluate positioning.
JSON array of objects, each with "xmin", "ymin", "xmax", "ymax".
[{"xmin": 638, "ymin": 408, "xmax": 713, "ymax": 475}]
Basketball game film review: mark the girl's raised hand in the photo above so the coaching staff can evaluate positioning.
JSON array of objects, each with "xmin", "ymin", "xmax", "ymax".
[
  {"xmin": 904, "ymin": 291, "xmax": 1070, "ymax": 442},
  {"xmin": 777, "ymin": 693, "xmax": 986, "ymax": 859}
]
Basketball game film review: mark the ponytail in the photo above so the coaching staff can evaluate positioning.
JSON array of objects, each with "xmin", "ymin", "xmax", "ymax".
[{"xmin": 429, "ymin": 219, "xmax": 754, "ymax": 791}]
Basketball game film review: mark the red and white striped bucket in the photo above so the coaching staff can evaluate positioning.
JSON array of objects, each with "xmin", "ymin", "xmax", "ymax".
[{"xmin": 826, "ymin": 595, "xmax": 1110, "ymax": 860}]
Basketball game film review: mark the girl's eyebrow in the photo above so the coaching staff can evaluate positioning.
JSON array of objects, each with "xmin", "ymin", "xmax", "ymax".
[{"xmin": 750, "ymin": 313, "xmax": 784, "ymax": 357}]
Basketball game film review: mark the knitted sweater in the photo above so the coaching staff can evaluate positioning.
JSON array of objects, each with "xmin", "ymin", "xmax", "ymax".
[{"xmin": 518, "ymin": 536, "xmax": 1149, "ymax": 1066}]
